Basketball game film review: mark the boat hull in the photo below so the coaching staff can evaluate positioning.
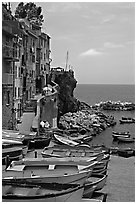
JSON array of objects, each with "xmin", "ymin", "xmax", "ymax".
[{"xmin": 2, "ymin": 183, "xmax": 84, "ymax": 202}]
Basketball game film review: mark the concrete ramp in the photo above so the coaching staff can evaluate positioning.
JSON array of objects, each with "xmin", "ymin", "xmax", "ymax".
[{"xmin": 18, "ymin": 112, "xmax": 35, "ymax": 134}]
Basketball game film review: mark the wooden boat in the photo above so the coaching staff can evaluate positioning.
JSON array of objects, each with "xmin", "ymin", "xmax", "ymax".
[
  {"xmin": 2, "ymin": 147, "xmax": 23, "ymax": 165},
  {"xmin": 117, "ymin": 136, "xmax": 135, "ymax": 143},
  {"xmin": 28, "ymin": 136, "xmax": 51, "ymax": 149},
  {"xmin": 53, "ymin": 133, "xmax": 80, "ymax": 146},
  {"xmin": 2, "ymin": 130, "xmax": 25, "ymax": 142},
  {"xmin": 112, "ymin": 131, "xmax": 130, "ymax": 135},
  {"xmin": 41, "ymin": 146, "xmax": 106, "ymax": 161},
  {"xmin": 2, "ymin": 181, "xmax": 84, "ymax": 202},
  {"xmin": 112, "ymin": 134, "xmax": 130, "ymax": 140},
  {"xmin": 2, "ymin": 138, "xmax": 23, "ymax": 145},
  {"xmin": 83, "ymin": 185, "xmax": 96, "ymax": 198},
  {"xmin": 3, "ymin": 160, "xmax": 92, "ymax": 185},
  {"xmin": 117, "ymin": 148, "xmax": 134, "ymax": 157},
  {"xmin": 82, "ymin": 192, "xmax": 108, "ymax": 201},
  {"xmin": 84, "ymin": 174, "xmax": 108, "ymax": 193},
  {"xmin": 119, "ymin": 117, "xmax": 135, "ymax": 124},
  {"xmin": 22, "ymin": 157, "xmax": 98, "ymax": 171},
  {"xmin": 92, "ymin": 165, "xmax": 107, "ymax": 175}
]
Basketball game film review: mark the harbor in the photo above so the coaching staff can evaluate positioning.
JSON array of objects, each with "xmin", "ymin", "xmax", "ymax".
[{"xmin": 2, "ymin": 2, "xmax": 135, "ymax": 202}]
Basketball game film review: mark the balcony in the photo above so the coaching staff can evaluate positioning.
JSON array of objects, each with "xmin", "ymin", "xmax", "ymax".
[
  {"xmin": 2, "ymin": 73, "xmax": 13, "ymax": 85},
  {"xmin": 2, "ymin": 44, "xmax": 19, "ymax": 61}
]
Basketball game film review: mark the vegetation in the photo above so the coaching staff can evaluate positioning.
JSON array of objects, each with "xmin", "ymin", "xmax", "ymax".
[{"xmin": 14, "ymin": 2, "xmax": 44, "ymax": 26}]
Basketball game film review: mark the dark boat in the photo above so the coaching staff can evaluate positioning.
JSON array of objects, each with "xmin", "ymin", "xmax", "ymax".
[
  {"xmin": 2, "ymin": 146, "xmax": 23, "ymax": 165},
  {"xmin": 2, "ymin": 181, "xmax": 84, "ymax": 202},
  {"xmin": 117, "ymin": 148, "xmax": 134, "ymax": 158},
  {"xmin": 28, "ymin": 136, "xmax": 51, "ymax": 149}
]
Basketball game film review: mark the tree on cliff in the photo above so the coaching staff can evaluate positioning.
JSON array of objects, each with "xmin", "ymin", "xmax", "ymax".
[{"xmin": 14, "ymin": 2, "xmax": 44, "ymax": 26}]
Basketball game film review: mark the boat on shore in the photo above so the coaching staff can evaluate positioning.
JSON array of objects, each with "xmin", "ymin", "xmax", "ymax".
[
  {"xmin": 3, "ymin": 160, "xmax": 92, "ymax": 185},
  {"xmin": 18, "ymin": 157, "xmax": 98, "ymax": 172},
  {"xmin": 2, "ymin": 180, "xmax": 84, "ymax": 202},
  {"xmin": 41, "ymin": 146, "xmax": 106, "ymax": 161},
  {"xmin": 2, "ymin": 146, "xmax": 23, "ymax": 165}
]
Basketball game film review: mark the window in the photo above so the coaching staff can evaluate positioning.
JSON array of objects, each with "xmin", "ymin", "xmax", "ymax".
[
  {"xmin": 44, "ymin": 53, "xmax": 46, "ymax": 61},
  {"xmin": 18, "ymin": 87, "xmax": 20, "ymax": 98},
  {"xmin": 44, "ymin": 65, "xmax": 46, "ymax": 71},
  {"xmin": 41, "ymin": 65, "xmax": 43, "ymax": 71},
  {"xmin": 14, "ymin": 87, "xmax": 16, "ymax": 98},
  {"xmin": 7, "ymin": 91, "xmax": 10, "ymax": 104}
]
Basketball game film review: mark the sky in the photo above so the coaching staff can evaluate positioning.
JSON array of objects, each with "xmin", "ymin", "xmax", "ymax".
[{"xmin": 10, "ymin": 1, "xmax": 135, "ymax": 84}]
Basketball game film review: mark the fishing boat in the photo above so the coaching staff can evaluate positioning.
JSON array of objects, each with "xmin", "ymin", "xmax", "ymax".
[
  {"xmin": 2, "ymin": 181, "xmax": 84, "ymax": 202},
  {"xmin": 112, "ymin": 134, "xmax": 130, "ymax": 140},
  {"xmin": 117, "ymin": 136, "xmax": 135, "ymax": 143},
  {"xmin": 84, "ymin": 174, "xmax": 108, "ymax": 194},
  {"xmin": 53, "ymin": 133, "xmax": 81, "ymax": 146},
  {"xmin": 119, "ymin": 117, "xmax": 135, "ymax": 124},
  {"xmin": 117, "ymin": 148, "xmax": 134, "ymax": 157},
  {"xmin": 41, "ymin": 146, "xmax": 106, "ymax": 161},
  {"xmin": 83, "ymin": 185, "xmax": 96, "ymax": 198},
  {"xmin": 28, "ymin": 136, "xmax": 51, "ymax": 149},
  {"xmin": 3, "ymin": 160, "xmax": 92, "ymax": 185},
  {"xmin": 2, "ymin": 147, "xmax": 23, "ymax": 165},
  {"xmin": 112, "ymin": 131, "xmax": 130, "ymax": 135},
  {"xmin": 22, "ymin": 157, "xmax": 98, "ymax": 171}
]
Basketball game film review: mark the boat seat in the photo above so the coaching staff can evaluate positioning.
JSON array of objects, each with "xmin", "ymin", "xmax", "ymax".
[
  {"xmin": 48, "ymin": 165, "xmax": 55, "ymax": 170},
  {"xmin": 66, "ymin": 151, "xmax": 70, "ymax": 156}
]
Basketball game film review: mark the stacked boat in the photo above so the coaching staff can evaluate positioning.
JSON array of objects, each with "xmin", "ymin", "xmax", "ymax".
[{"xmin": 2, "ymin": 127, "xmax": 111, "ymax": 202}]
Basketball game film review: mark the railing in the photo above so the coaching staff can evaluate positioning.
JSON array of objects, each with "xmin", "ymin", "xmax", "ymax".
[{"xmin": 2, "ymin": 73, "xmax": 13, "ymax": 85}]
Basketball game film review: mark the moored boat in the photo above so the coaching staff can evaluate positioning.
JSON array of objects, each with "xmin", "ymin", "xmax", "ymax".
[
  {"xmin": 2, "ymin": 181, "xmax": 84, "ymax": 202},
  {"xmin": 112, "ymin": 131, "xmax": 130, "ymax": 135},
  {"xmin": 117, "ymin": 136, "xmax": 135, "ymax": 143},
  {"xmin": 117, "ymin": 148, "xmax": 134, "ymax": 157},
  {"xmin": 119, "ymin": 117, "xmax": 135, "ymax": 124}
]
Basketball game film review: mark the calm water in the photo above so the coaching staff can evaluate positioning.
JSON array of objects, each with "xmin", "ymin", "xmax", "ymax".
[{"xmin": 74, "ymin": 84, "xmax": 135, "ymax": 149}]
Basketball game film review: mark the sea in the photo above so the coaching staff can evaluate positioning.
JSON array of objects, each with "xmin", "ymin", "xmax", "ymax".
[{"xmin": 74, "ymin": 84, "xmax": 135, "ymax": 150}]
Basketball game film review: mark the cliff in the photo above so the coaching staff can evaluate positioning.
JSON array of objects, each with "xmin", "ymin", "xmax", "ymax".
[{"xmin": 53, "ymin": 70, "xmax": 80, "ymax": 117}]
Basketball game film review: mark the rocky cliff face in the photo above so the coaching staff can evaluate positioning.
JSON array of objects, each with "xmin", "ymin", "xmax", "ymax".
[{"xmin": 53, "ymin": 71, "xmax": 80, "ymax": 117}]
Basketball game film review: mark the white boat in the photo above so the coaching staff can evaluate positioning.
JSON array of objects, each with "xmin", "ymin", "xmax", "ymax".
[
  {"xmin": 2, "ymin": 181, "xmax": 84, "ymax": 202},
  {"xmin": 53, "ymin": 133, "xmax": 80, "ymax": 146},
  {"xmin": 2, "ymin": 139, "xmax": 23, "ymax": 145},
  {"xmin": 3, "ymin": 160, "xmax": 92, "ymax": 185},
  {"xmin": 112, "ymin": 131, "xmax": 130, "ymax": 135},
  {"xmin": 112, "ymin": 134, "xmax": 130, "ymax": 140}
]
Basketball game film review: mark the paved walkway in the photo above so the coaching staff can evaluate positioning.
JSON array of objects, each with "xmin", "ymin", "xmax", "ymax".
[{"xmin": 101, "ymin": 155, "xmax": 135, "ymax": 202}]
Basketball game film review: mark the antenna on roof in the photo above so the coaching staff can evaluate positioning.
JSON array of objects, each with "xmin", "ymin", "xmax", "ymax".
[{"xmin": 65, "ymin": 51, "xmax": 69, "ymax": 71}]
